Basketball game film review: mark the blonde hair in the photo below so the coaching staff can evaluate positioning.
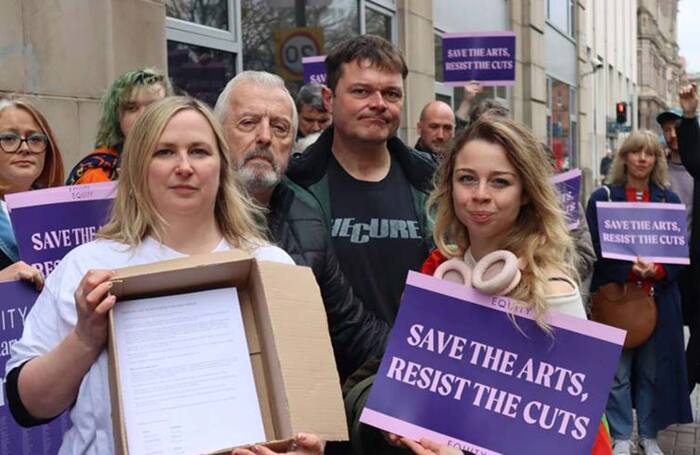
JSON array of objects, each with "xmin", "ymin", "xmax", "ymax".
[
  {"xmin": 0, "ymin": 96, "xmax": 65, "ymax": 196},
  {"xmin": 428, "ymin": 115, "xmax": 576, "ymax": 328},
  {"xmin": 607, "ymin": 130, "xmax": 668, "ymax": 187},
  {"xmin": 98, "ymin": 96, "xmax": 266, "ymax": 248}
]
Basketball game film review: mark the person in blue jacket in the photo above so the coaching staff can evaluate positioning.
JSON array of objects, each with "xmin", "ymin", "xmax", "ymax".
[{"xmin": 586, "ymin": 130, "xmax": 692, "ymax": 455}]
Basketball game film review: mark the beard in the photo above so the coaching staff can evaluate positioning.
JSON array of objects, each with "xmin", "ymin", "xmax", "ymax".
[
  {"xmin": 429, "ymin": 139, "xmax": 449, "ymax": 154},
  {"xmin": 237, "ymin": 146, "xmax": 282, "ymax": 194}
]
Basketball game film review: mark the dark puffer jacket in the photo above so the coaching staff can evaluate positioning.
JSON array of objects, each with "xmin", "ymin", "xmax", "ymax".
[{"xmin": 266, "ymin": 178, "xmax": 390, "ymax": 381}]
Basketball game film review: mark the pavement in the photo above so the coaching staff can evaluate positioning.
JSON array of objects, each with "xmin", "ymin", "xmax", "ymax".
[
  {"xmin": 652, "ymin": 387, "xmax": 700, "ymax": 454},
  {"xmin": 628, "ymin": 328, "xmax": 700, "ymax": 454},
  {"xmin": 659, "ymin": 387, "xmax": 700, "ymax": 455}
]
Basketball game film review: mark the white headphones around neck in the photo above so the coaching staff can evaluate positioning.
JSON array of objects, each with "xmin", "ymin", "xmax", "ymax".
[{"xmin": 434, "ymin": 250, "xmax": 523, "ymax": 296}]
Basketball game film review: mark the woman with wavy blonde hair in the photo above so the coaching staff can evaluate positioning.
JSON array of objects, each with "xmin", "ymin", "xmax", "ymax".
[
  {"xmin": 586, "ymin": 130, "xmax": 691, "ymax": 454},
  {"xmin": 420, "ymin": 114, "xmax": 619, "ymax": 455},
  {"xmin": 425, "ymin": 115, "xmax": 582, "ymax": 325},
  {"xmin": 606, "ymin": 130, "xmax": 668, "ymax": 187},
  {"xmin": 5, "ymin": 97, "xmax": 295, "ymax": 454}
]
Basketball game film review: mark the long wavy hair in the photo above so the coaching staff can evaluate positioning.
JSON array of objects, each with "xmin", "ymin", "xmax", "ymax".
[
  {"xmin": 0, "ymin": 96, "xmax": 65, "ymax": 196},
  {"xmin": 607, "ymin": 130, "xmax": 668, "ymax": 188},
  {"xmin": 428, "ymin": 115, "xmax": 576, "ymax": 328},
  {"xmin": 94, "ymin": 68, "xmax": 174, "ymax": 151},
  {"xmin": 98, "ymin": 97, "xmax": 266, "ymax": 249}
]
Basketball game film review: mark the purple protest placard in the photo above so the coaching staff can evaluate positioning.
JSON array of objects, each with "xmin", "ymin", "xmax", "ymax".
[
  {"xmin": 442, "ymin": 32, "xmax": 516, "ymax": 86},
  {"xmin": 5, "ymin": 182, "xmax": 117, "ymax": 275},
  {"xmin": 360, "ymin": 272, "xmax": 624, "ymax": 455},
  {"xmin": 551, "ymin": 169, "xmax": 582, "ymax": 229},
  {"xmin": 0, "ymin": 280, "xmax": 71, "ymax": 453},
  {"xmin": 596, "ymin": 201, "xmax": 689, "ymax": 264},
  {"xmin": 302, "ymin": 56, "xmax": 327, "ymax": 85}
]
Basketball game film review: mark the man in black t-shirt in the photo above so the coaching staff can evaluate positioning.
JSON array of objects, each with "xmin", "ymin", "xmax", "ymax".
[{"xmin": 286, "ymin": 35, "xmax": 435, "ymax": 327}]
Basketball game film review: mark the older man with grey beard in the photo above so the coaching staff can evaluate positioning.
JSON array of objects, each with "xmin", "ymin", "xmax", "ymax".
[{"xmin": 214, "ymin": 71, "xmax": 389, "ymax": 383}]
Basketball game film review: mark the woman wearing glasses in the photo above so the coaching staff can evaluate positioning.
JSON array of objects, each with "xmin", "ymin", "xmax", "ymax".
[{"xmin": 0, "ymin": 96, "xmax": 64, "ymax": 288}]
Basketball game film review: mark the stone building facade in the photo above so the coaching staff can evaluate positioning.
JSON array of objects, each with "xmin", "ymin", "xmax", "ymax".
[
  {"xmin": 0, "ymin": 0, "xmax": 647, "ymax": 196},
  {"xmin": 637, "ymin": 0, "xmax": 684, "ymax": 132}
]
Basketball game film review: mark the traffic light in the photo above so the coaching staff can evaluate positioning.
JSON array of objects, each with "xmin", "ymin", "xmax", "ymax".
[{"xmin": 616, "ymin": 102, "xmax": 627, "ymax": 124}]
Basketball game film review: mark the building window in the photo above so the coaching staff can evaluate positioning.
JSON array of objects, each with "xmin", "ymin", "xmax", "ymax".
[
  {"xmin": 166, "ymin": 0, "xmax": 398, "ymax": 101},
  {"xmin": 434, "ymin": 33, "xmax": 444, "ymax": 82},
  {"xmin": 167, "ymin": 41, "xmax": 237, "ymax": 107},
  {"xmin": 239, "ymin": 0, "xmax": 361, "ymax": 93},
  {"xmin": 166, "ymin": 0, "xmax": 230, "ymax": 30},
  {"xmin": 364, "ymin": 2, "xmax": 395, "ymax": 42},
  {"xmin": 546, "ymin": 0, "xmax": 575, "ymax": 37},
  {"xmin": 547, "ymin": 77, "xmax": 575, "ymax": 171},
  {"xmin": 166, "ymin": 0, "xmax": 240, "ymax": 106}
]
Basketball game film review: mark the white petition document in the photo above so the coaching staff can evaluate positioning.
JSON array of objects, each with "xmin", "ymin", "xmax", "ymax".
[{"xmin": 113, "ymin": 287, "xmax": 266, "ymax": 454}]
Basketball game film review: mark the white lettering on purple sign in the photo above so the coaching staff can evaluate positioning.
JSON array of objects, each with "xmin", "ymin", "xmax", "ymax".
[
  {"xmin": 310, "ymin": 74, "xmax": 326, "ymax": 84},
  {"xmin": 447, "ymin": 47, "xmax": 511, "ymax": 58},
  {"xmin": 30, "ymin": 226, "xmax": 98, "ymax": 252},
  {"xmin": 383, "ymin": 323, "xmax": 594, "ymax": 440}
]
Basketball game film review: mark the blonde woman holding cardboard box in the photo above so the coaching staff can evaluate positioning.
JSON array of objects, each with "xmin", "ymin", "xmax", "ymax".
[{"xmin": 3, "ymin": 97, "xmax": 315, "ymax": 454}]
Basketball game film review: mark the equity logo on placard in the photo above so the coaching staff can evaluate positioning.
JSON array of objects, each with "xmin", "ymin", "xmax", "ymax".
[{"xmin": 68, "ymin": 185, "xmax": 94, "ymax": 200}]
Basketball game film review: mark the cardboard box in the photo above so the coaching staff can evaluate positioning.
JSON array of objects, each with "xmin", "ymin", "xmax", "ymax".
[{"xmin": 107, "ymin": 249, "xmax": 348, "ymax": 455}]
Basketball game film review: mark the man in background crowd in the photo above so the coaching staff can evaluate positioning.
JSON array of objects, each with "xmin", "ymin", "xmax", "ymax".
[
  {"xmin": 414, "ymin": 100, "xmax": 456, "ymax": 158},
  {"xmin": 295, "ymin": 83, "xmax": 332, "ymax": 139},
  {"xmin": 599, "ymin": 147, "xmax": 613, "ymax": 183}
]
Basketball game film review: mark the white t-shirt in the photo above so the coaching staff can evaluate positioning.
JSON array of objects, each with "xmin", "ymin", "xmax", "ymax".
[{"xmin": 7, "ymin": 236, "xmax": 293, "ymax": 455}]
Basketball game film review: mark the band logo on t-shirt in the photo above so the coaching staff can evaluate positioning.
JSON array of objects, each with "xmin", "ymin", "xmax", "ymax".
[
  {"xmin": 330, "ymin": 218, "xmax": 422, "ymax": 244},
  {"xmin": 326, "ymin": 154, "xmax": 429, "ymax": 324}
]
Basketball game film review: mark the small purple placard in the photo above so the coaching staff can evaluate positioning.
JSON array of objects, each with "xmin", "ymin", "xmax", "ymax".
[
  {"xmin": 0, "ymin": 280, "xmax": 71, "ymax": 453},
  {"xmin": 360, "ymin": 272, "xmax": 624, "ymax": 455},
  {"xmin": 302, "ymin": 56, "xmax": 327, "ymax": 85},
  {"xmin": 595, "ymin": 202, "xmax": 690, "ymax": 264},
  {"xmin": 551, "ymin": 169, "xmax": 582, "ymax": 229},
  {"xmin": 5, "ymin": 182, "xmax": 117, "ymax": 275},
  {"xmin": 442, "ymin": 32, "xmax": 516, "ymax": 86}
]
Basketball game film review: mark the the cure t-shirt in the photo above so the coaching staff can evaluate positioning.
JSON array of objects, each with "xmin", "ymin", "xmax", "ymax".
[{"xmin": 327, "ymin": 154, "xmax": 428, "ymax": 324}]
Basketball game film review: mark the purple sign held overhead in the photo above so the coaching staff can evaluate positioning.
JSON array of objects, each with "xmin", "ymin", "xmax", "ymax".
[
  {"xmin": 360, "ymin": 272, "xmax": 624, "ymax": 455},
  {"xmin": 596, "ymin": 201, "xmax": 690, "ymax": 264},
  {"xmin": 5, "ymin": 182, "xmax": 117, "ymax": 275},
  {"xmin": 442, "ymin": 32, "xmax": 516, "ymax": 86},
  {"xmin": 302, "ymin": 56, "xmax": 327, "ymax": 85},
  {"xmin": 551, "ymin": 169, "xmax": 582, "ymax": 229},
  {"xmin": 0, "ymin": 280, "xmax": 71, "ymax": 453}
]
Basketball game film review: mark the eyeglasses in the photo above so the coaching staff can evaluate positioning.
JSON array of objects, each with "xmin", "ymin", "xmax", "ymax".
[{"xmin": 0, "ymin": 132, "xmax": 49, "ymax": 154}]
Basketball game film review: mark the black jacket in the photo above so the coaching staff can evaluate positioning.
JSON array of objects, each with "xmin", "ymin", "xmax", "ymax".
[
  {"xmin": 0, "ymin": 249, "xmax": 12, "ymax": 270},
  {"xmin": 677, "ymin": 117, "xmax": 700, "ymax": 387},
  {"xmin": 414, "ymin": 139, "xmax": 440, "ymax": 165},
  {"xmin": 286, "ymin": 127, "xmax": 435, "ymax": 328},
  {"xmin": 678, "ymin": 118, "xmax": 700, "ymax": 270},
  {"xmin": 266, "ymin": 179, "xmax": 390, "ymax": 381},
  {"xmin": 286, "ymin": 127, "xmax": 436, "ymax": 228}
]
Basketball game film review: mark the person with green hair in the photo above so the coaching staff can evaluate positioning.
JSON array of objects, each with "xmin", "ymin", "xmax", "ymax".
[{"xmin": 66, "ymin": 67, "xmax": 173, "ymax": 185}]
